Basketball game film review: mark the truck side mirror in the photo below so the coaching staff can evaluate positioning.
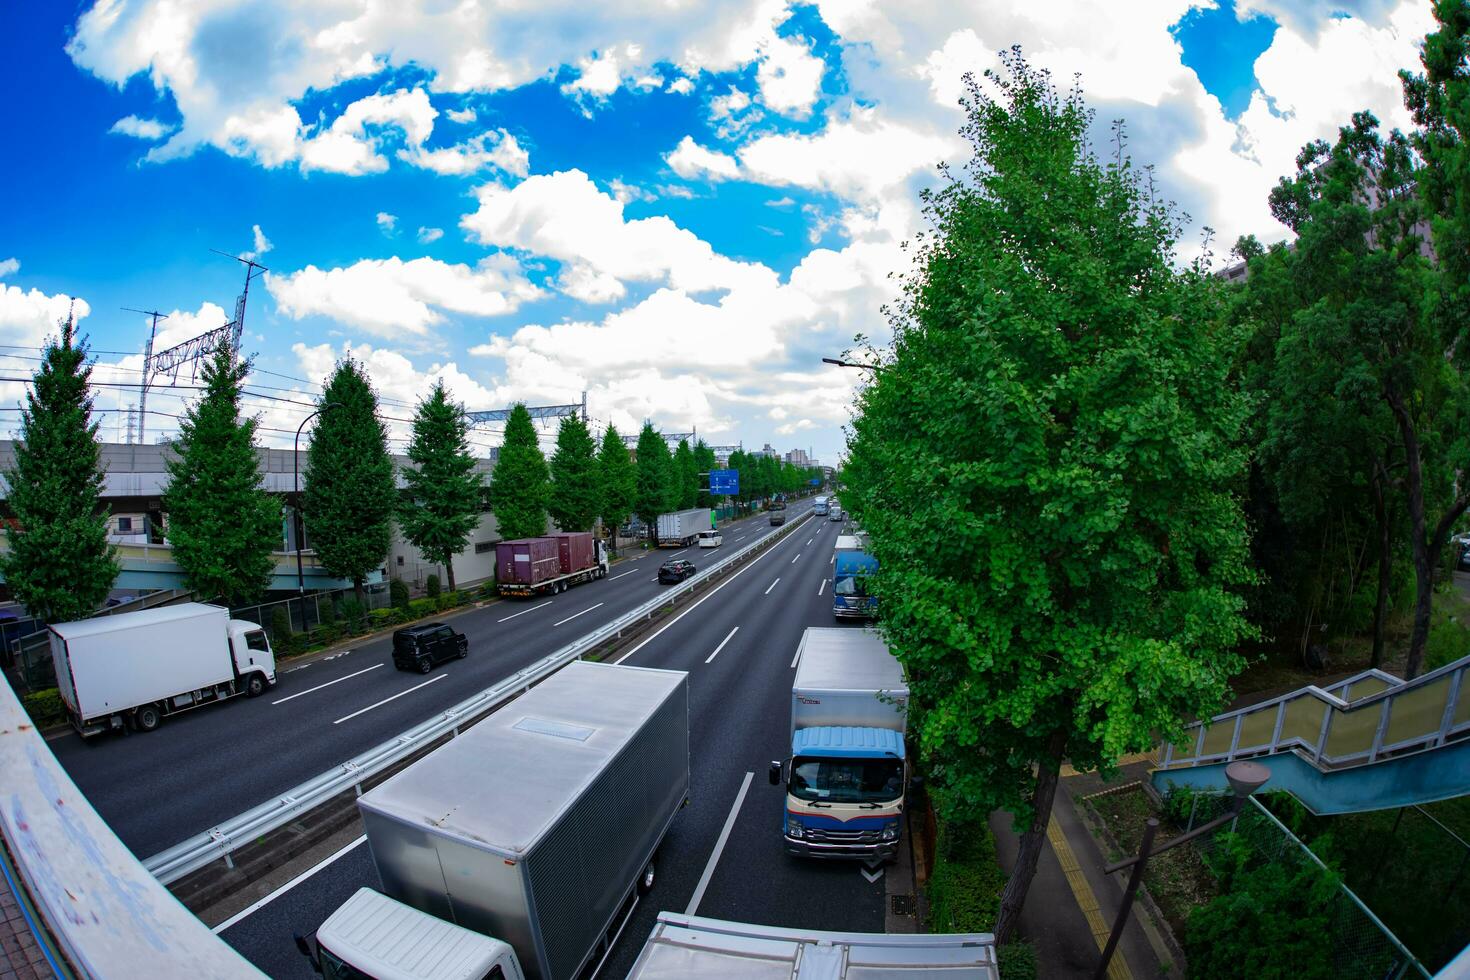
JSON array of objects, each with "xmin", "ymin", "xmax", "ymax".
[
  {"xmin": 768, "ymin": 761, "xmax": 782, "ymax": 785},
  {"xmin": 294, "ymin": 933, "xmax": 322, "ymax": 973}
]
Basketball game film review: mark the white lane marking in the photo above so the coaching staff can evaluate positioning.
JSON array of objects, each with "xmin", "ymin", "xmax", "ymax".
[
  {"xmin": 333, "ymin": 674, "xmax": 445, "ymax": 725},
  {"xmin": 764, "ymin": 577, "xmax": 781, "ymax": 595},
  {"xmin": 861, "ymin": 865, "xmax": 885, "ymax": 883},
  {"xmin": 211, "ymin": 835, "xmax": 368, "ymax": 934},
  {"xmin": 830, "ymin": 555, "xmax": 835, "ymax": 565},
  {"xmin": 705, "ymin": 626, "xmax": 739, "ymax": 664},
  {"xmin": 613, "ymin": 531, "xmax": 789, "ymax": 665},
  {"xmin": 791, "ymin": 553, "xmax": 801, "ymax": 564},
  {"xmin": 498, "ymin": 601, "xmax": 552, "ymax": 623},
  {"xmin": 686, "ymin": 771, "xmax": 754, "ymax": 916},
  {"xmin": 609, "ymin": 569, "xmax": 638, "ymax": 581},
  {"xmin": 553, "ymin": 602, "xmax": 604, "ymax": 627},
  {"xmin": 668, "ymin": 549, "xmax": 687, "ymax": 556},
  {"xmin": 806, "ymin": 537, "xmax": 814, "ymax": 546},
  {"xmin": 818, "ymin": 579, "xmax": 827, "ymax": 596},
  {"xmin": 271, "ymin": 664, "xmax": 383, "ymax": 705}
]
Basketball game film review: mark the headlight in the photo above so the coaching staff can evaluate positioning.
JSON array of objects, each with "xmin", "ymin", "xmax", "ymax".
[
  {"xmin": 880, "ymin": 821, "xmax": 899, "ymax": 840},
  {"xmin": 786, "ymin": 817, "xmax": 805, "ymax": 838}
]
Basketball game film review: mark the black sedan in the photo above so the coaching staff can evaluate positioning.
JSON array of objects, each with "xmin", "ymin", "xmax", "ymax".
[{"xmin": 658, "ymin": 558, "xmax": 697, "ymax": 583}]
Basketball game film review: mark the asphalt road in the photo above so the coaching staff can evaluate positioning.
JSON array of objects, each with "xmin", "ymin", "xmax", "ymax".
[
  {"xmin": 50, "ymin": 505, "xmax": 806, "ymax": 859},
  {"xmin": 219, "ymin": 508, "xmax": 886, "ymax": 979}
]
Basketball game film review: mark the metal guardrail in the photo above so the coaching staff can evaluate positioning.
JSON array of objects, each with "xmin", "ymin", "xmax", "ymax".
[{"xmin": 143, "ymin": 510, "xmax": 815, "ymax": 885}]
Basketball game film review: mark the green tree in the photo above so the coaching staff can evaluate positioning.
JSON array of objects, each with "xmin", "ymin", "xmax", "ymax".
[
  {"xmin": 672, "ymin": 438, "xmax": 698, "ymax": 509},
  {"xmin": 842, "ymin": 53, "xmax": 1254, "ymax": 944},
  {"xmin": 634, "ymin": 423, "xmax": 673, "ymax": 542},
  {"xmin": 727, "ymin": 449, "xmax": 751, "ymax": 512},
  {"xmin": 303, "ymin": 358, "xmax": 396, "ymax": 607},
  {"xmin": 0, "ymin": 312, "xmax": 117, "ymax": 621},
  {"xmin": 162, "ymin": 344, "xmax": 280, "ymax": 605},
  {"xmin": 399, "ymin": 382, "xmax": 483, "ymax": 592},
  {"xmin": 693, "ymin": 439, "xmax": 717, "ymax": 509},
  {"xmin": 598, "ymin": 422, "xmax": 636, "ymax": 555},
  {"xmin": 548, "ymin": 415, "xmax": 601, "ymax": 532},
  {"xmin": 487, "ymin": 403, "xmax": 549, "ymax": 540}
]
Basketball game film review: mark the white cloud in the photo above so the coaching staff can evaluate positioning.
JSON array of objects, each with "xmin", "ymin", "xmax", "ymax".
[
  {"xmin": 445, "ymin": 106, "xmax": 476, "ymax": 124},
  {"xmin": 109, "ymin": 115, "xmax": 175, "ymax": 140},
  {"xmin": 710, "ymin": 85, "xmax": 762, "ymax": 138},
  {"xmin": 765, "ymin": 196, "xmax": 795, "ymax": 208},
  {"xmin": 756, "ymin": 33, "xmax": 824, "ymax": 117},
  {"xmin": 242, "ymin": 224, "xmax": 273, "ymax": 261},
  {"xmin": 267, "ymin": 254, "xmax": 543, "ymax": 338},
  {"xmin": 0, "ymin": 284, "xmax": 91, "ymax": 349},
  {"xmin": 608, "ymin": 178, "xmax": 655, "ymax": 204},
  {"xmin": 561, "ymin": 43, "xmax": 645, "ymax": 114},
  {"xmin": 377, "ymin": 212, "xmax": 398, "ymax": 235},
  {"xmin": 417, "ymin": 227, "xmax": 444, "ymax": 244},
  {"xmin": 666, "ymin": 136, "xmax": 740, "ymax": 181},
  {"xmin": 400, "ymin": 129, "xmax": 528, "ymax": 177},
  {"xmin": 0, "ymin": 259, "xmax": 18, "ymax": 279},
  {"xmin": 668, "ymin": 76, "xmax": 695, "ymax": 95},
  {"xmin": 299, "ymin": 87, "xmax": 438, "ymax": 175}
]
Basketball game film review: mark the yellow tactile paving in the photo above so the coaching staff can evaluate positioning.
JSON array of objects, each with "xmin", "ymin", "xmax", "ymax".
[
  {"xmin": 1060, "ymin": 752, "xmax": 1154, "ymax": 777},
  {"xmin": 1047, "ymin": 815, "xmax": 1133, "ymax": 980}
]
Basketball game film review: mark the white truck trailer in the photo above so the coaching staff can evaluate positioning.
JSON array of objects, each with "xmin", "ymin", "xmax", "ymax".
[
  {"xmin": 771, "ymin": 628, "xmax": 909, "ymax": 860},
  {"xmin": 627, "ymin": 912, "xmax": 998, "ymax": 978},
  {"xmin": 298, "ymin": 660, "xmax": 690, "ymax": 980},
  {"xmin": 50, "ymin": 603, "xmax": 275, "ymax": 737},
  {"xmin": 655, "ymin": 507, "xmax": 712, "ymax": 547}
]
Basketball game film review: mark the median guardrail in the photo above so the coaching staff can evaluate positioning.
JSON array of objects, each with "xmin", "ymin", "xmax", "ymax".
[{"xmin": 143, "ymin": 509, "xmax": 815, "ymax": 886}]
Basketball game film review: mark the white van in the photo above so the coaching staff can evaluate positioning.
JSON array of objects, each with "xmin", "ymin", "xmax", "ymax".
[{"xmin": 698, "ymin": 530, "xmax": 723, "ymax": 549}]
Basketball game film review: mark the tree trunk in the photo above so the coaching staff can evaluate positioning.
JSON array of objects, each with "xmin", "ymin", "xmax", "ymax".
[
  {"xmin": 444, "ymin": 554, "xmax": 457, "ymax": 593},
  {"xmin": 353, "ymin": 575, "xmax": 366, "ymax": 610},
  {"xmin": 994, "ymin": 728, "xmax": 1070, "ymax": 946},
  {"xmin": 1371, "ymin": 462, "xmax": 1391, "ymax": 669},
  {"xmin": 1387, "ymin": 391, "xmax": 1431, "ymax": 679}
]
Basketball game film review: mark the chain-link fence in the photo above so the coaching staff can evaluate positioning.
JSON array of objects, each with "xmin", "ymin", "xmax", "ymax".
[
  {"xmin": 1180, "ymin": 792, "xmax": 1430, "ymax": 978},
  {"xmin": 229, "ymin": 582, "xmax": 393, "ymax": 635}
]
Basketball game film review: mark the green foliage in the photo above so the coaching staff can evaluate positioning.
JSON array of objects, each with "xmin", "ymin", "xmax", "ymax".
[
  {"xmin": 927, "ymin": 817, "xmax": 1005, "ymax": 933},
  {"xmin": 0, "ymin": 312, "xmax": 118, "ymax": 622},
  {"xmin": 672, "ymin": 439, "xmax": 698, "ymax": 509},
  {"xmin": 1185, "ymin": 833, "xmax": 1339, "ymax": 979},
  {"xmin": 304, "ymin": 359, "xmax": 396, "ymax": 604},
  {"xmin": 390, "ymin": 577, "xmax": 410, "ymax": 610},
  {"xmin": 163, "ymin": 345, "xmax": 281, "ymax": 605},
  {"xmin": 408, "ymin": 597, "xmax": 436, "ymax": 619},
  {"xmin": 438, "ymin": 589, "xmax": 464, "ymax": 610},
  {"xmin": 548, "ymin": 414, "xmax": 601, "ymax": 532},
  {"xmin": 692, "ymin": 440, "xmax": 717, "ymax": 508},
  {"xmin": 843, "ymin": 52, "xmax": 1254, "ymax": 936},
  {"xmin": 597, "ymin": 423, "xmax": 637, "ymax": 544},
  {"xmin": 425, "ymin": 573, "xmax": 441, "ymax": 599},
  {"xmin": 339, "ymin": 597, "xmax": 365, "ymax": 628},
  {"xmin": 21, "ymin": 687, "xmax": 64, "ymax": 727},
  {"xmin": 634, "ymin": 423, "xmax": 674, "ymax": 535},
  {"xmin": 1426, "ymin": 590, "xmax": 1470, "ymax": 671},
  {"xmin": 487, "ymin": 403, "xmax": 549, "ymax": 540},
  {"xmin": 368, "ymin": 607, "xmax": 395, "ymax": 627},
  {"xmin": 269, "ymin": 605, "xmax": 294, "ymax": 653},
  {"xmin": 997, "ymin": 941, "xmax": 1037, "ymax": 980},
  {"xmin": 399, "ymin": 382, "xmax": 483, "ymax": 593}
]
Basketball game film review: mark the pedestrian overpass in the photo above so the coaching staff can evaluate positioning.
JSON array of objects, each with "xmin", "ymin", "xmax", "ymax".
[{"xmin": 1152, "ymin": 654, "xmax": 1470, "ymax": 814}]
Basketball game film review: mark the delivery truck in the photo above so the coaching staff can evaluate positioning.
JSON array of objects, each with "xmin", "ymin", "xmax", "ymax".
[
  {"xmin": 50, "ymin": 603, "xmax": 275, "ymax": 737},
  {"xmin": 655, "ymin": 507, "xmax": 712, "ymax": 547},
  {"xmin": 297, "ymin": 661, "xmax": 690, "ymax": 980},
  {"xmin": 813, "ymin": 495, "xmax": 829, "ymax": 517},
  {"xmin": 497, "ymin": 532, "xmax": 609, "ymax": 596},
  {"xmin": 627, "ymin": 912, "xmax": 998, "ymax": 978},
  {"xmin": 833, "ymin": 534, "xmax": 879, "ymax": 620},
  {"xmin": 770, "ymin": 628, "xmax": 909, "ymax": 861}
]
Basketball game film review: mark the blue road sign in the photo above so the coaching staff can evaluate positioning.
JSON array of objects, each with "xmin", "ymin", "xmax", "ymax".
[
  {"xmin": 710, "ymin": 469, "xmax": 740, "ymax": 495},
  {"xmin": 809, "ymin": 477, "xmax": 821, "ymax": 485}
]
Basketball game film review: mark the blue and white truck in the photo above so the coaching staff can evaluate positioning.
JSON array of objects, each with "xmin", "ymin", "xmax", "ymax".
[
  {"xmin": 833, "ymin": 533, "xmax": 878, "ymax": 619},
  {"xmin": 813, "ymin": 495, "xmax": 830, "ymax": 517},
  {"xmin": 770, "ymin": 628, "xmax": 909, "ymax": 861}
]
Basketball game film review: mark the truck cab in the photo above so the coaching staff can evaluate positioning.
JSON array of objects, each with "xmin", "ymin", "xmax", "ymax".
[
  {"xmin": 832, "ymin": 540, "xmax": 878, "ymax": 620},
  {"xmin": 227, "ymin": 619, "xmax": 277, "ymax": 693},
  {"xmin": 299, "ymin": 887, "xmax": 524, "ymax": 980}
]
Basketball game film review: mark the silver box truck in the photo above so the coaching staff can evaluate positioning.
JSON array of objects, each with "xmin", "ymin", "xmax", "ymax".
[
  {"xmin": 302, "ymin": 661, "xmax": 690, "ymax": 980},
  {"xmin": 655, "ymin": 508, "xmax": 711, "ymax": 547},
  {"xmin": 50, "ymin": 603, "xmax": 275, "ymax": 736},
  {"xmin": 627, "ymin": 912, "xmax": 998, "ymax": 979}
]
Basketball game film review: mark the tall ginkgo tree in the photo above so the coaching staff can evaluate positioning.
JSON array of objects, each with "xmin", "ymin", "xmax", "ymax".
[{"xmin": 399, "ymin": 382, "xmax": 483, "ymax": 592}]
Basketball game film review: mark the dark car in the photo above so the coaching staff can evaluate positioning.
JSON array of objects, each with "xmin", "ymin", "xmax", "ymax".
[
  {"xmin": 1458, "ymin": 541, "xmax": 1470, "ymax": 572},
  {"xmin": 658, "ymin": 559, "xmax": 697, "ymax": 584},
  {"xmin": 392, "ymin": 623, "xmax": 468, "ymax": 673}
]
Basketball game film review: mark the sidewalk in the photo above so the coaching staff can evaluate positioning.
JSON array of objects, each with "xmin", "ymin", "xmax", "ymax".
[{"xmin": 990, "ymin": 760, "xmax": 1179, "ymax": 980}]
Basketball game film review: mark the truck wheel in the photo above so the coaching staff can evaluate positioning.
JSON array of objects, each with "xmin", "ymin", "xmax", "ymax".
[
  {"xmin": 418, "ymin": 658, "xmax": 432, "ymax": 675},
  {"xmin": 132, "ymin": 704, "xmax": 161, "ymax": 733},
  {"xmin": 244, "ymin": 673, "xmax": 266, "ymax": 698}
]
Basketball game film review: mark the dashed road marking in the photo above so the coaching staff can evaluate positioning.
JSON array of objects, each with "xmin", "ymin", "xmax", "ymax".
[
  {"xmin": 333, "ymin": 674, "xmax": 445, "ymax": 725},
  {"xmin": 686, "ymin": 772, "xmax": 754, "ymax": 916},
  {"xmin": 705, "ymin": 626, "xmax": 739, "ymax": 664},
  {"xmin": 553, "ymin": 602, "xmax": 604, "ymax": 627},
  {"xmin": 272, "ymin": 664, "xmax": 382, "ymax": 705},
  {"xmin": 764, "ymin": 577, "xmax": 781, "ymax": 595},
  {"xmin": 498, "ymin": 601, "xmax": 551, "ymax": 623}
]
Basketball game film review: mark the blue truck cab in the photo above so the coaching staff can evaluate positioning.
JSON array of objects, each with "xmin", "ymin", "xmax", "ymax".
[
  {"xmin": 771, "ymin": 629, "xmax": 909, "ymax": 861},
  {"xmin": 833, "ymin": 535, "xmax": 878, "ymax": 619}
]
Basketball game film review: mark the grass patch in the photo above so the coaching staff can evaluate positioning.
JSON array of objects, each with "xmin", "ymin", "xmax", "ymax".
[{"xmin": 927, "ymin": 817, "xmax": 1005, "ymax": 934}]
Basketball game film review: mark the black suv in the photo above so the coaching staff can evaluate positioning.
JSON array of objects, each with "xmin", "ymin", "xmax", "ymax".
[
  {"xmin": 392, "ymin": 623, "xmax": 468, "ymax": 673},
  {"xmin": 658, "ymin": 559, "xmax": 697, "ymax": 584}
]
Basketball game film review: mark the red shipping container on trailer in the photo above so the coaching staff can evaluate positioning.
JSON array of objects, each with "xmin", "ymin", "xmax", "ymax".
[
  {"xmin": 547, "ymin": 531, "xmax": 596, "ymax": 575},
  {"xmin": 496, "ymin": 538, "xmax": 561, "ymax": 589}
]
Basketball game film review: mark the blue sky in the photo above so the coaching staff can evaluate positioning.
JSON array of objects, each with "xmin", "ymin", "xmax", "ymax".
[{"xmin": 0, "ymin": 1, "xmax": 1437, "ymax": 462}]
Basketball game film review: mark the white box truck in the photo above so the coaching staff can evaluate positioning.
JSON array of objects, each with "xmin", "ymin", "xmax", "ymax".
[
  {"xmin": 655, "ymin": 507, "xmax": 712, "ymax": 547},
  {"xmin": 627, "ymin": 912, "xmax": 998, "ymax": 979},
  {"xmin": 770, "ymin": 628, "xmax": 909, "ymax": 860},
  {"xmin": 297, "ymin": 660, "xmax": 690, "ymax": 980},
  {"xmin": 50, "ymin": 603, "xmax": 275, "ymax": 737}
]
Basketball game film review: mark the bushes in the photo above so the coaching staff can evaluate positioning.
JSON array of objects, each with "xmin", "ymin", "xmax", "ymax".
[
  {"xmin": 425, "ymin": 574, "xmax": 441, "ymax": 600},
  {"xmin": 269, "ymin": 605, "xmax": 296, "ymax": 656},
  {"xmin": 21, "ymin": 687, "xmax": 64, "ymax": 727},
  {"xmin": 389, "ymin": 577, "xmax": 410, "ymax": 611},
  {"xmin": 997, "ymin": 940, "xmax": 1037, "ymax": 980},
  {"xmin": 927, "ymin": 817, "xmax": 1006, "ymax": 934},
  {"xmin": 408, "ymin": 597, "xmax": 436, "ymax": 619},
  {"xmin": 368, "ymin": 607, "xmax": 396, "ymax": 626},
  {"xmin": 339, "ymin": 597, "xmax": 365, "ymax": 632}
]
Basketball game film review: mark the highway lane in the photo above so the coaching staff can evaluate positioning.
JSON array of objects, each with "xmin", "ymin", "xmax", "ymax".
[
  {"xmin": 51, "ymin": 504, "xmax": 808, "ymax": 858},
  {"xmin": 220, "ymin": 510, "xmax": 883, "ymax": 978}
]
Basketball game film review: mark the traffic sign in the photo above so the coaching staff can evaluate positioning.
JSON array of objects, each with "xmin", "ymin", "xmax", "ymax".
[
  {"xmin": 710, "ymin": 469, "xmax": 740, "ymax": 495},
  {"xmin": 809, "ymin": 477, "xmax": 821, "ymax": 485}
]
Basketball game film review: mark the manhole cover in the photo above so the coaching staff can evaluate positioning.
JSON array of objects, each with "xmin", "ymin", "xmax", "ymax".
[{"xmin": 890, "ymin": 894, "xmax": 916, "ymax": 917}]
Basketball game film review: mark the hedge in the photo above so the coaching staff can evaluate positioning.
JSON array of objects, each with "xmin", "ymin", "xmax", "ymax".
[
  {"xmin": 927, "ymin": 817, "xmax": 1006, "ymax": 934},
  {"xmin": 21, "ymin": 687, "xmax": 65, "ymax": 728}
]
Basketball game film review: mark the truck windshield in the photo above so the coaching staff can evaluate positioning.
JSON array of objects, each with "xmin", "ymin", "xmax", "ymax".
[
  {"xmin": 789, "ymin": 757, "xmax": 903, "ymax": 804},
  {"xmin": 318, "ymin": 944, "xmax": 372, "ymax": 980},
  {"xmin": 833, "ymin": 574, "xmax": 868, "ymax": 596}
]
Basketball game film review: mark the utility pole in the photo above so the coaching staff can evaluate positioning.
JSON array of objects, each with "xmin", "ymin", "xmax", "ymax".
[{"xmin": 122, "ymin": 308, "xmax": 167, "ymax": 445}]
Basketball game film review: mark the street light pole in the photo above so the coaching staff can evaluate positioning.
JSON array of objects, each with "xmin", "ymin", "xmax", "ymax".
[
  {"xmin": 822, "ymin": 356, "xmax": 888, "ymax": 372},
  {"xmin": 294, "ymin": 402, "xmax": 342, "ymax": 630}
]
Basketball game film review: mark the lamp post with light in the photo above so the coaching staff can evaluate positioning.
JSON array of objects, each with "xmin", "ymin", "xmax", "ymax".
[{"xmin": 293, "ymin": 402, "xmax": 343, "ymax": 629}]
